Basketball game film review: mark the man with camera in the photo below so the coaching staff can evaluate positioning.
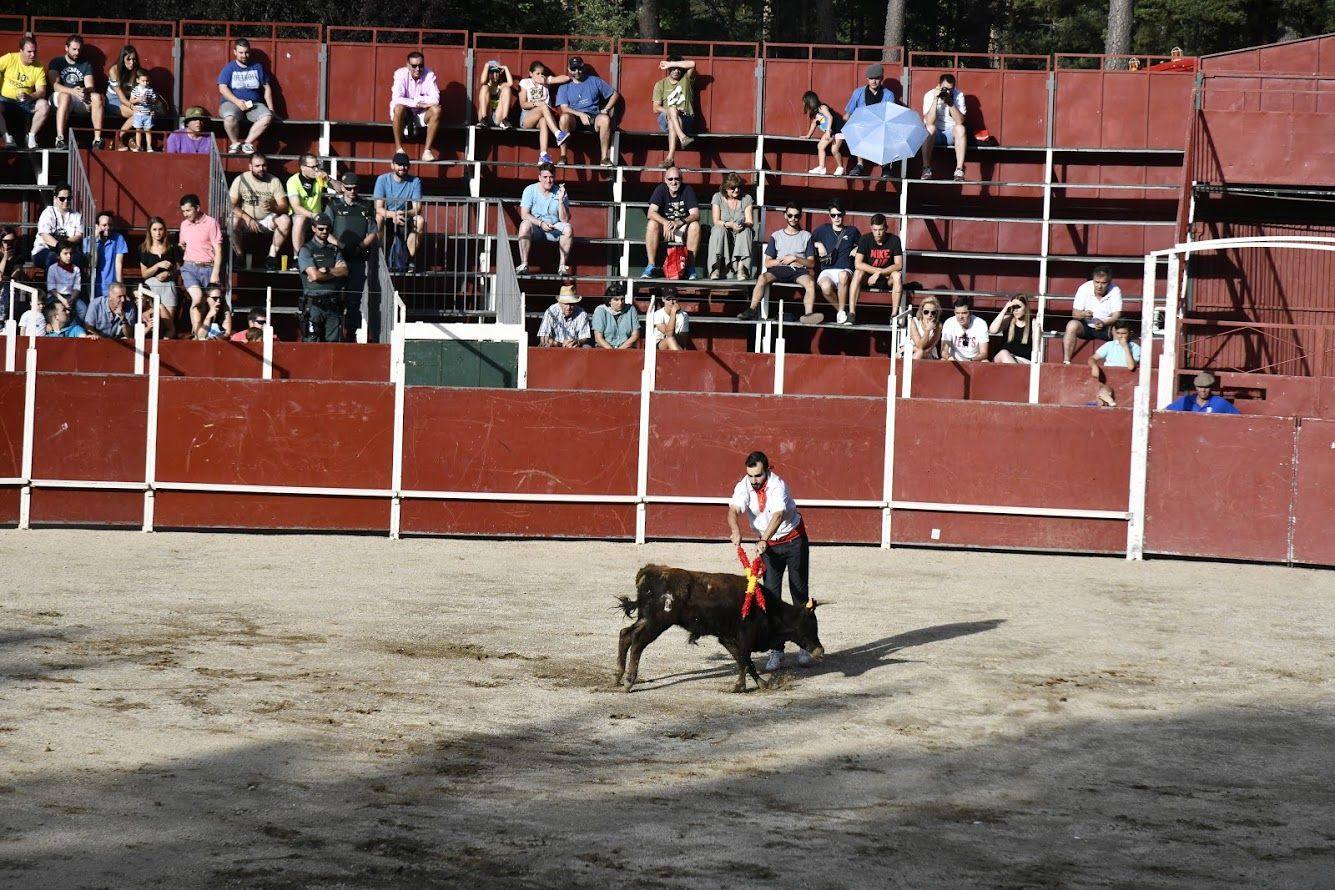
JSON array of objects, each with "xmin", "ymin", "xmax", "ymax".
[
  {"xmin": 920, "ymin": 73, "xmax": 968, "ymax": 182},
  {"xmin": 330, "ymin": 171, "xmax": 380, "ymax": 342},
  {"xmin": 297, "ymin": 213, "xmax": 348, "ymax": 343},
  {"xmin": 33, "ymin": 184, "xmax": 84, "ymax": 269}
]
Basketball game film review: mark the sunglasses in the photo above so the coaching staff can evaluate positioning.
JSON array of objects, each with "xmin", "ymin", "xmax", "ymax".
[
  {"xmin": 829, "ymin": 211, "xmax": 843, "ymax": 217},
  {"xmin": 55, "ymin": 195, "xmax": 70, "ymax": 202},
  {"xmin": 785, "ymin": 213, "xmax": 801, "ymax": 220},
  {"xmin": 409, "ymin": 63, "xmax": 423, "ymax": 69},
  {"xmin": 665, "ymin": 177, "xmax": 681, "ymax": 182}
]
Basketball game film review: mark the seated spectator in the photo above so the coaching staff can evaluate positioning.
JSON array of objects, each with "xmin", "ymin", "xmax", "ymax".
[
  {"xmin": 538, "ymin": 287, "xmax": 590, "ymax": 348},
  {"xmin": 651, "ymin": 285, "xmax": 690, "ymax": 351},
  {"xmin": 48, "ymin": 35, "xmax": 105, "ymax": 150},
  {"xmin": 45, "ymin": 242, "xmax": 83, "ymax": 311},
  {"xmin": 653, "ymin": 55, "xmax": 697, "ymax": 167},
  {"xmin": 244, "ymin": 326, "xmax": 263, "ymax": 343},
  {"xmin": 845, "ymin": 64, "xmax": 890, "ymax": 179},
  {"xmin": 18, "ymin": 298, "xmax": 45, "ymax": 337},
  {"xmin": 990, "ymin": 295, "xmax": 1034, "ymax": 364},
  {"xmin": 941, "ymin": 295, "xmax": 989, "ymax": 362},
  {"xmin": 555, "ymin": 56, "xmax": 620, "ymax": 167},
  {"xmin": 178, "ymin": 193, "xmax": 224, "ymax": 334},
  {"xmin": 43, "ymin": 300, "xmax": 88, "ymax": 338},
  {"xmin": 475, "ymin": 60, "xmax": 515, "ymax": 129},
  {"xmin": 91, "ymin": 212, "xmax": 128, "ymax": 299},
  {"xmin": 33, "ymin": 183, "xmax": 84, "ymax": 269},
  {"xmin": 592, "ymin": 282, "xmax": 639, "ymax": 350},
  {"xmin": 288, "ymin": 153, "xmax": 345, "ymax": 254},
  {"xmin": 801, "ymin": 90, "xmax": 847, "ymax": 176},
  {"xmin": 849, "ymin": 213, "xmax": 903, "ymax": 325},
  {"xmin": 920, "ymin": 73, "xmax": 967, "ymax": 181},
  {"xmin": 0, "ymin": 36, "xmax": 49, "ymax": 150},
  {"xmin": 139, "ymin": 216, "xmax": 181, "ymax": 338},
  {"xmin": 811, "ymin": 198, "xmax": 860, "ymax": 325},
  {"xmin": 706, "ymin": 173, "xmax": 755, "ymax": 280},
  {"xmin": 1, "ymin": 227, "xmax": 27, "ymax": 317},
  {"xmin": 1166, "ymin": 371, "xmax": 1240, "ymax": 415},
  {"xmin": 517, "ymin": 61, "xmax": 570, "ymax": 166},
  {"xmin": 1088, "ymin": 319, "xmax": 1139, "ymax": 406},
  {"xmin": 230, "ymin": 308, "xmax": 268, "ymax": 342},
  {"xmin": 516, "ymin": 162, "xmax": 571, "ymax": 276},
  {"xmin": 84, "ymin": 281, "xmax": 137, "ymax": 339},
  {"xmin": 373, "ymin": 152, "xmax": 426, "ymax": 271},
  {"xmin": 390, "ymin": 51, "xmax": 442, "ymax": 162},
  {"xmin": 904, "ymin": 296, "xmax": 942, "ymax": 359},
  {"xmin": 217, "ymin": 38, "xmax": 277, "ymax": 155},
  {"xmin": 105, "ymin": 44, "xmax": 145, "ymax": 150},
  {"xmin": 642, "ymin": 165, "xmax": 700, "ymax": 280},
  {"xmin": 1062, "ymin": 266, "xmax": 1123, "ymax": 363},
  {"xmin": 194, "ymin": 284, "xmax": 234, "ymax": 340},
  {"xmin": 229, "ymin": 152, "xmax": 291, "ymax": 271},
  {"xmin": 166, "ymin": 106, "xmax": 214, "ymax": 154},
  {"xmin": 128, "ymin": 70, "xmax": 160, "ymax": 152},
  {"xmin": 739, "ymin": 201, "xmax": 821, "ymax": 325}
]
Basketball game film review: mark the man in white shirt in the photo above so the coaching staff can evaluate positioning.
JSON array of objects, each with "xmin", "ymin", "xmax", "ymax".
[
  {"xmin": 940, "ymin": 295, "xmax": 990, "ymax": 361},
  {"xmin": 651, "ymin": 285, "xmax": 690, "ymax": 351},
  {"xmin": 1062, "ymin": 266, "xmax": 1124, "ymax": 363},
  {"xmin": 920, "ymin": 73, "xmax": 968, "ymax": 181},
  {"xmin": 726, "ymin": 450, "xmax": 814, "ymax": 672},
  {"xmin": 33, "ymin": 184, "xmax": 84, "ymax": 268}
]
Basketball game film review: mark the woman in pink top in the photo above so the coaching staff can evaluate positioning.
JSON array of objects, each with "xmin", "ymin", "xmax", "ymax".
[
  {"xmin": 390, "ymin": 51, "xmax": 441, "ymax": 162},
  {"xmin": 177, "ymin": 193, "xmax": 223, "ymax": 335}
]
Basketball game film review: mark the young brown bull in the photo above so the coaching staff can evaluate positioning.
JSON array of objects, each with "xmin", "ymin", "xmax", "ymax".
[{"xmin": 615, "ymin": 564, "xmax": 825, "ymax": 693}]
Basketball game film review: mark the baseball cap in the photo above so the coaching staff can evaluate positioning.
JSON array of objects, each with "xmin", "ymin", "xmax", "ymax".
[
  {"xmin": 485, "ymin": 59, "xmax": 502, "ymax": 71},
  {"xmin": 567, "ymin": 55, "xmax": 584, "ymax": 71},
  {"xmin": 866, "ymin": 63, "xmax": 884, "ymax": 79},
  {"xmin": 1193, "ymin": 372, "xmax": 1216, "ymax": 388},
  {"xmin": 391, "ymin": 151, "xmax": 411, "ymax": 166},
  {"xmin": 340, "ymin": 171, "xmax": 360, "ymax": 186},
  {"xmin": 312, "ymin": 213, "xmax": 332, "ymax": 227}
]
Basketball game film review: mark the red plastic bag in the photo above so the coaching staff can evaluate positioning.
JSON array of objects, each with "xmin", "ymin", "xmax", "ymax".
[{"xmin": 663, "ymin": 246, "xmax": 687, "ymax": 280}]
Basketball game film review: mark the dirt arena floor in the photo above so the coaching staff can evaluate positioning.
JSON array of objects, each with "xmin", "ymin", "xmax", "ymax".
[{"xmin": 0, "ymin": 531, "xmax": 1331, "ymax": 888}]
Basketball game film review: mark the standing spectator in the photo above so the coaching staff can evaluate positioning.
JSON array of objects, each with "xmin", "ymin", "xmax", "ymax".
[
  {"xmin": 1165, "ymin": 371, "xmax": 1241, "ymax": 415},
  {"xmin": 390, "ymin": 51, "xmax": 442, "ymax": 162},
  {"xmin": 848, "ymin": 213, "xmax": 903, "ymax": 325},
  {"xmin": 43, "ymin": 301, "xmax": 88, "ymax": 338},
  {"xmin": 941, "ymin": 295, "xmax": 990, "ymax": 362},
  {"xmin": 194, "ymin": 284, "xmax": 234, "ymax": 339},
  {"xmin": 48, "ymin": 35, "xmax": 105, "ymax": 150},
  {"xmin": 229, "ymin": 152, "xmax": 291, "ymax": 271},
  {"xmin": 811, "ymin": 198, "xmax": 860, "ymax": 325},
  {"xmin": 706, "ymin": 173, "xmax": 755, "ymax": 280},
  {"xmin": 920, "ymin": 73, "xmax": 968, "ymax": 181},
  {"xmin": 217, "ymin": 38, "xmax": 277, "ymax": 155},
  {"xmin": 83, "ymin": 281, "xmax": 137, "ymax": 339},
  {"xmin": 286, "ymin": 153, "xmax": 337, "ymax": 254},
  {"xmin": 1088, "ymin": 319, "xmax": 1140, "ymax": 406},
  {"xmin": 555, "ymin": 56, "xmax": 619, "ymax": 168},
  {"xmin": 517, "ymin": 61, "xmax": 570, "ymax": 166},
  {"xmin": 801, "ymin": 90, "xmax": 847, "ymax": 176},
  {"xmin": 739, "ymin": 201, "xmax": 821, "ymax": 325},
  {"xmin": 0, "ymin": 228, "xmax": 25, "ymax": 320},
  {"xmin": 651, "ymin": 285, "xmax": 691, "ymax": 351},
  {"xmin": 904, "ymin": 296, "xmax": 942, "ymax": 359},
  {"xmin": 166, "ymin": 106, "xmax": 214, "ymax": 154},
  {"xmin": 127, "ymin": 70, "xmax": 159, "ymax": 152},
  {"xmin": 1062, "ymin": 266, "xmax": 1123, "ymax": 363},
  {"xmin": 373, "ymin": 152, "xmax": 426, "ymax": 272},
  {"xmin": 297, "ymin": 213, "xmax": 348, "ymax": 343},
  {"xmin": 104, "ymin": 45, "xmax": 144, "ymax": 150},
  {"xmin": 329, "ymin": 172, "xmax": 380, "ymax": 341},
  {"xmin": 178, "ymin": 193, "xmax": 224, "ymax": 335},
  {"xmin": 537, "ymin": 288, "xmax": 591, "ymax": 348},
  {"xmin": 592, "ymin": 282, "xmax": 640, "ymax": 350},
  {"xmin": 642, "ymin": 165, "xmax": 700, "ymax": 280},
  {"xmin": 90, "ymin": 211, "xmax": 128, "ymax": 299},
  {"xmin": 844, "ymin": 64, "xmax": 890, "ymax": 178},
  {"xmin": 653, "ymin": 55, "xmax": 697, "ymax": 167},
  {"xmin": 230, "ymin": 308, "xmax": 268, "ymax": 343},
  {"xmin": 33, "ymin": 184, "xmax": 84, "ymax": 269},
  {"xmin": 45, "ymin": 242, "xmax": 83, "ymax": 312},
  {"xmin": 138, "ymin": 216, "xmax": 180, "ymax": 338},
  {"xmin": 0, "ymin": 36, "xmax": 49, "ymax": 150},
  {"xmin": 990, "ymin": 295, "xmax": 1034, "ymax": 364},
  {"xmin": 516, "ymin": 162, "xmax": 572, "ymax": 276},
  {"xmin": 475, "ymin": 60, "xmax": 515, "ymax": 129}
]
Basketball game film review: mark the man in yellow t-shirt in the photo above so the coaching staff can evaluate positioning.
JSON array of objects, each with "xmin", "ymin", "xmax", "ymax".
[{"xmin": 0, "ymin": 36, "xmax": 51, "ymax": 149}]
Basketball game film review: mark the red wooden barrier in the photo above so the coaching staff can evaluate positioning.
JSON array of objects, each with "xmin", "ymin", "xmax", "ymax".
[
  {"xmin": 1201, "ymin": 34, "xmax": 1335, "ymax": 75},
  {"xmin": 1193, "ymin": 110, "xmax": 1333, "ymax": 185},
  {"xmin": 761, "ymin": 44, "xmax": 903, "ymax": 137},
  {"xmin": 272, "ymin": 343, "xmax": 391, "ymax": 381},
  {"xmin": 325, "ymin": 28, "xmax": 469, "ymax": 124},
  {"xmin": 158, "ymin": 340, "xmax": 265, "ymax": 378},
  {"xmin": 1144, "ymin": 412, "xmax": 1296, "ymax": 562},
  {"xmin": 527, "ymin": 348, "xmax": 642, "ymax": 391},
  {"xmin": 0, "ymin": 372, "xmax": 24, "ymax": 524},
  {"xmin": 85, "ymin": 150, "xmax": 210, "ymax": 230},
  {"xmin": 655, "ymin": 350, "xmax": 774, "ymax": 394},
  {"xmin": 909, "ymin": 52, "xmax": 1050, "ymax": 148},
  {"xmin": 1053, "ymin": 56, "xmax": 1195, "ymax": 150},
  {"xmin": 30, "ymin": 18, "xmax": 177, "ymax": 112},
  {"xmin": 1291, "ymin": 418, "xmax": 1335, "ymax": 566},
  {"xmin": 784, "ymin": 353, "xmax": 888, "ymax": 397},
  {"xmin": 20, "ymin": 338, "xmax": 138, "ymax": 374},
  {"xmin": 618, "ymin": 40, "xmax": 760, "ymax": 136},
  {"xmin": 181, "ymin": 21, "xmax": 323, "ymax": 121}
]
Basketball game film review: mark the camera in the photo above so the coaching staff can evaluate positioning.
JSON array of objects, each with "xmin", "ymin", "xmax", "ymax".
[{"xmin": 938, "ymin": 86, "xmax": 953, "ymax": 103}]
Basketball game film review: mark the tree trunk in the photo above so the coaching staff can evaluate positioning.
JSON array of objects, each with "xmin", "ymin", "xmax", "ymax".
[
  {"xmin": 638, "ymin": 0, "xmax": 661, "ymax": 41},
  {"xmin": 815, "ymin": 0, "xmax": 836, "ymax": 43},
  {"xmin": 882, "ymin": 0, "xmax": 904, "ymax": 54},
  {"xmin": 1104, "ymin": 0, "xmax": 1134, "ymax": 68}
]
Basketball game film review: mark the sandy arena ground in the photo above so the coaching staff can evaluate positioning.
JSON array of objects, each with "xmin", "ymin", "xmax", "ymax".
[{"xmin": 0, "ymin": 530, "xmax": 1332, "ymax": 888}]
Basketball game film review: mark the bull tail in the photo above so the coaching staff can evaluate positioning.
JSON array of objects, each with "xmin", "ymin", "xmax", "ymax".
[{"xmin": 615, "ymin": 594, "xmax": 638, "ymax": 618}]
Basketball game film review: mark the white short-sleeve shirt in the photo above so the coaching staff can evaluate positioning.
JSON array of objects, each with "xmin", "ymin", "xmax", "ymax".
[
  {"xmin": 650, "ymin": 307, "xmax": 689, "ymax": 343},
  {"xmin": 922, "ymin": 86, "xmax": 967, "ymax": 131},
  {"xmin": 730, "ymin": 471, "xmax": 801, "ymax": 539},
  {"xmin": 1073, "ymin": 280, "xmax": 1124, "ymax": 323},
  {"xmin": 941, "ymin": 314, "xmax": 990, "ymax": 361}
]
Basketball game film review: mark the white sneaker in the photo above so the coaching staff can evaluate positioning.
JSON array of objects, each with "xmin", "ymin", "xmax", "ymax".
[
  {"xmin": 807, "ymin": 165, "xmax": 825, "ymax": 175},
  {"xmin": 833, "ymin": 165, "xmax": 845, "ymax": 176},
  {"xmin": 764, "ymin": 651, "xmax": 783, "ymax": 673},
  {"xmin": 836, "ymin": 310, "xmax": 848, "ymax": 325},
  {"xmin": 797, "ymin": 649, "xmax": 813, "ymax": 667},
  {"xmin": 26, "ymin": 132, "xmax": 38, "ymax": 149}
]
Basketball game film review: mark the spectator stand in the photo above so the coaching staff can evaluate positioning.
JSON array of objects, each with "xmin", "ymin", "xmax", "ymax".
[{"xmin": 30, "ymin": 17, "xmax": 178, "ymax": 112}]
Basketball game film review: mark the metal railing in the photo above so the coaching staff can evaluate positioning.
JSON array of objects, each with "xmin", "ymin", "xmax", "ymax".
[
  {"xmin": 65, "ymin": 140, "xmax": 97, "ymax": 304},
  {"xmin": 207, "ymin": 140, "xmax": 233, "ymax": 301},
  {"xmin": 384, "ymin": 197, "xmax": 495, "ymax": 321}
]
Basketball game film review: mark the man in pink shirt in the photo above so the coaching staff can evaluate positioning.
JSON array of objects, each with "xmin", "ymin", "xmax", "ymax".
[
  {"xmin": 177, "ymin": 193, "xmax": 224, "ymax": 334},
  {"xmin": 390, "ymin": 51, "xmax": 442, "ymax": 162}
]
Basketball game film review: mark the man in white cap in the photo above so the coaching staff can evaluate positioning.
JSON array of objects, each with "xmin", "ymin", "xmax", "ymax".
[
  {"xmin": 537, "ymin": 283, "xmax": 590, "ymax": 348},
  {"xmin": 1165, "ymin": 371, "xmax": 1240, "ymax": 414}
]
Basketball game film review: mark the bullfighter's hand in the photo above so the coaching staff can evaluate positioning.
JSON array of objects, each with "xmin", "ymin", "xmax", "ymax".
[
  {"xmin": 755, "ymin": 539, "xmax": 768, "ymax": 555},
  {"xmin": 729, "ymin": 529, "xmax": 741, "ymax": 547}
]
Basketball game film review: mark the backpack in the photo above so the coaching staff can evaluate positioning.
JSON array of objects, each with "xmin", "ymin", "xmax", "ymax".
[
  {"xmin": 387, "ymin": 225, "xmax": 411, "ymax": 273},
  {"xmin": 662, "ymin": 246, "xmax": 688, "ymax": 280}
]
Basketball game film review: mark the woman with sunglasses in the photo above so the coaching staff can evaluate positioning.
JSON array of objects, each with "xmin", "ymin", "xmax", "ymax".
[
  {"xmin": 707, "ymin": 173, "xmax": 754, "ymax": 280},
  {"xmin": 905, "ymin": 296, "xmax": 942, "ymax": 360}
]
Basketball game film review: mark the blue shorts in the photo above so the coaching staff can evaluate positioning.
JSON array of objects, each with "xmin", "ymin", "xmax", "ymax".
[
  {"xmin": 657, "ymin": 112, "xmax": 697, "ymax": 135},
  {"xmin": 0, "ymin": 96, "xmax": 38, "ymax": 116},
  {"xmin": 933, "ymin": 128, "xmax": 959, "ymax": 146},
  {"xmin": 1075, "ymin": 319, "xmax": 1113, "ymax": 341},
  {"xmin": 181, "ymin": 261, "xmax": 214, "ymax": 291},
  {"xmin": 132, "ymin": 111, "xmax": 154, "ymax": 130}
]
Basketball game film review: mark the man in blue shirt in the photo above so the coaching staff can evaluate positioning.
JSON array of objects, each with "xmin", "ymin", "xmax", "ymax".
[
  {"xmin": 844, "ymin": 64, "xmax": 891, "ymax": 179},
  {"xmin": 516, "ymin": 163, "xmax": 572, "ymax": 276},
  {"xmin": 90, "ymin": 211, "xmax": 127, "ymax": 298},
  {"xmin": 217, "ymin": 38, "xmax": 277, "ymax": 155},
  {"xmin": 555, "ymin": 56, "xmax": 620, "ymax": 167},
  {"xmin": 592, "ymin": 282, "xmax": 640, "ymax": 349},
  {"xmin": 1166, "ymin": 371, "xmax": 1241, "ymax": 414},
  {"xmin": 373, "ymin": 152, "xmax": 426, "ymax": 269},
  {"xmin": 43, "ymin": 301, "xmax": 88, "ymax": 338},
  {"xmin": 83, "ymin": 281, "xmax": 137, "ymax": 338},
  {"xmin": 810, "ymin": 198, "xmax": 860, "ymax": 325}
]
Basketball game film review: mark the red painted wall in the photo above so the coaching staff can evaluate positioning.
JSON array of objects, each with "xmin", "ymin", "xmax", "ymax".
[{"xmin": 1291, "ymin": 418, "xmax": 1335, "ymax": 566}]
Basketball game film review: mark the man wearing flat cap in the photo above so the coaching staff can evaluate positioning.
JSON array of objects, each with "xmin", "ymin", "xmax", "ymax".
[
  {"xmin": 844, "ymin": 64, "xmax": 893, "ymax": 179},
  {"xmin": 1165, "ymin": 371, "xmax": 1240, "ymax": 414},
  {"xmin": 298, "ymin": 212, "xmax": 348, "ymax": 343},
  {"xmin": 330, "ymin": 171, "xmax": 381, "ymax": 341},
  {"xmin": 166, "ymin": 106, "xmax": 214, "ymax": 154}
]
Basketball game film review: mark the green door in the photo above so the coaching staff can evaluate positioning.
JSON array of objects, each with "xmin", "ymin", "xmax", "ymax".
[{"xmin": 404, "ymin": 340, "xmax": 519, "ymax": 388}]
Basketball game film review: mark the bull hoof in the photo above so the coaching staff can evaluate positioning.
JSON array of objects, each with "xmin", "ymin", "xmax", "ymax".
[
  {"xmin": 731, "ymin": 681, "xmax": 748, "ymax": 693},
  {"xmin": 756, "ymin": 677, "xmax": 771, "ymax": 690},
  {"xmin": 620, "ymin": 681, "xmax": 635, "ymax": 693},
  {"xmin": 612, "ymin": 672, "xmax": 623, "ymax": 685}
]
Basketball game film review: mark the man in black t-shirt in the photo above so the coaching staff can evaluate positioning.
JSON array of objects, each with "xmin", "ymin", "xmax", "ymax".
[
  {"xmin": 850, "ymin": 213, "xmax": 904, "ymax": 324},
  {"xmin": 642, "ymin": 165, "xmax": 701, "ymax": 279},
  {"xmin": 48, "ymin": 35, "xmax": 105, "ymax": 150}
]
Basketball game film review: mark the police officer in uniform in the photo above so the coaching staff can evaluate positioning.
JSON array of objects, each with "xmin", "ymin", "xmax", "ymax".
[
  {"xmin": 329, "ymin": 171, "xmax": 380, "ymax": 341},
  {"xmin": 297, "ymin": 213, "xmax": 348, "ymax": 342}
]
